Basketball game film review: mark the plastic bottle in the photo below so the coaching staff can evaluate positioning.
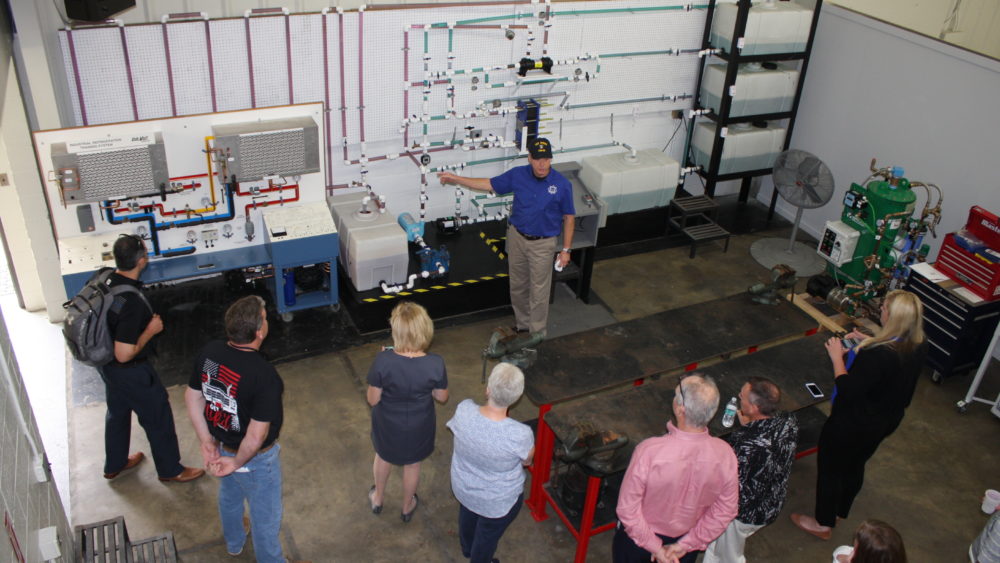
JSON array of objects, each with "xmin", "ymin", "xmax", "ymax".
[{"xmin": 721, "ymin": 397, "xmax": 738, "ymax": 428}]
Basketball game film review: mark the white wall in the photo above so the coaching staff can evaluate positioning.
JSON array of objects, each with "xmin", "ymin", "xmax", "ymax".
[{"xmin": 759, "ymin": 4, "xmax": 1000, "ymax": 259}]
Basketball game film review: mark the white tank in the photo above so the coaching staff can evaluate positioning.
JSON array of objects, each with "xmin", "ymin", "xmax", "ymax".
[
  {"xmin": 328, "ymin": 192, "xmax": 408, "ymax": 292},
  {"xmin": 691, "ymin": 122, "xmax": 787, "ymax": 175},
  {"xmin": 700, "ymin": 62, "xmax": 799, "ymax": 117},
  {"xmin": 578, "ymin": 149, "xmax": 680, "ymax": 215},
  {"xmin": 711, "ymin": 1, "xmax": 813, "ymax": 56}
]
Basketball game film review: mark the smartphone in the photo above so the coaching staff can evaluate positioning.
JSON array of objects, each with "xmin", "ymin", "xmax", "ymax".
[
  {"xmin": 841, "ymin": 338, "xmax": 860, "ymax": 349},
  {"xmin": 805, "ymin": 382, "xmax": 824, "ymax": 399}
]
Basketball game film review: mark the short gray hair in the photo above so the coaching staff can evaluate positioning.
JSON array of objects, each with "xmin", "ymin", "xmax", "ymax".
[
  {"xmin": 487, "ymin": 363, "xmax": 525, "ymax": 408},
  {"xmin": 676, "ymin": 374, "xmax": 720, "ymax": 428}
]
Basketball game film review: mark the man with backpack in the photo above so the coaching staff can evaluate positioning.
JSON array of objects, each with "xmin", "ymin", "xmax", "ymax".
[{"xmin": 99, "ymin": 234, "xmax": 203, "ymax": 483}]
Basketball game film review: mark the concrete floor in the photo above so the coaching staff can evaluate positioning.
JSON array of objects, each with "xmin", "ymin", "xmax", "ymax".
[{"xmin": 66, "ymin": 227, "xmax": 1000, "ymax": 562}]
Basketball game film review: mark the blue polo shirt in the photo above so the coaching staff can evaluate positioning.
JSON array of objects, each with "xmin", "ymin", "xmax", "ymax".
[{"xmin": 490, "ymin": 165, "xmax": 575, "ymax": 238}]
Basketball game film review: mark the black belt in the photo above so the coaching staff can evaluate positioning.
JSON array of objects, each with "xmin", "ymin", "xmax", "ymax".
[
  {"xmin": 515, "ymin": 227, "xmax": 552, "ymax": 241},
  {"xmin": 111, "ymin": 358, "xmax": 148, "ymax": 368}
]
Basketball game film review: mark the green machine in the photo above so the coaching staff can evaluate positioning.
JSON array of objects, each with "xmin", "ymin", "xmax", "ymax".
[{"xmin": 808, "ymin": 159, "xmax": 943, "ymax": 316}]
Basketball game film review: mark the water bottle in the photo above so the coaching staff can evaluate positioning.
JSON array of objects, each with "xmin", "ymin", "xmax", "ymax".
[{"xmin": 722, "ymin": 397, "xmax": 738, "ymax": 428}]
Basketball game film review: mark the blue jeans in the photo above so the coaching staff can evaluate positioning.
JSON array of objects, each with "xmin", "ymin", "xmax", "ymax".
[
  {"xmin": 218, "ymin": 443, "xmax": 284, "ymax": 562},
  {"xmin": 458, "ymin": 494, "xmax": 523, "ymax": 563}
]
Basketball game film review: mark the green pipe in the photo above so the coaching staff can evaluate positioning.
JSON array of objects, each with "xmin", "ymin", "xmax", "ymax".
[
  {"xmin": 552, "ymin": 5, "xmax": 707, "ymax": 17},
  {"xmin": 448, "ymin": 28, "xmax": 453, "ymax": 52},
  {"xmin": 430, "ymin": 142, "xmax": 618, "ymax": 172},
  {"xmin": 432, "ymin": 12, "xmax": 536, "ymax": 27},
  {"xmin": 601, "ymin": 50, "xmax": 677, "ymax": 58},
  {"xmin": 567, "ymin": 95, "xmax": 689, "ymax": 110},
  {"xmin": 424, "ymin": 30, "xmax": 429, "ymax": 54}
]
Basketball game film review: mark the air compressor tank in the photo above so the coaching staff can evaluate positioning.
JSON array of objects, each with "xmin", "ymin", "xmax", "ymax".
[{"xmin": 828, "ymin": 174, "xmax": 917, "ymax": 283}]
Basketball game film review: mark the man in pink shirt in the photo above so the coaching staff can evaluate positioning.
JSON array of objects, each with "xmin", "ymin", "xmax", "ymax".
[{"xmin": 614, "ymin": 374, "xmax": 739, "ymax": 563}]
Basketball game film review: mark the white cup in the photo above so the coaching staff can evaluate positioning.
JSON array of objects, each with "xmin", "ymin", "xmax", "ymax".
[
  {"xmin": 831, "ymin": 545, "xmax": 854, "ymax": 563},
  {"xmin": 983, "ymin": 489, "xmax": 1000, "ymax": 514}
]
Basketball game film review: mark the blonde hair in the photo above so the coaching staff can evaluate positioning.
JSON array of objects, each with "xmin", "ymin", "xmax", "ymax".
[
  {"xmin": 858, "ymin": 289, "xmax": 924, "ymax": 356},
  {"xmin": 389, "ymin": 301, "xmax": 434, "ymax": 353}
]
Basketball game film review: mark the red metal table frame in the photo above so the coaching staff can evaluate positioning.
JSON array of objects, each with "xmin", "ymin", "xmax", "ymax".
[{"xmin": 525, "ymin": 328, "xmax": 824, "ymax": 562}]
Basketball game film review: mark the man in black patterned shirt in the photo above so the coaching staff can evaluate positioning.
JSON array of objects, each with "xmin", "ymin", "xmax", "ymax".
[{"xmin": 703, "ymin": 377, "xmax": 798, "ymax": 563}]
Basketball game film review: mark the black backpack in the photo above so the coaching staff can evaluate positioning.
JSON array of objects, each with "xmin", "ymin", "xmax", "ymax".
[{"xmin": 62, "ymin": 268, "xmax": 150, "ymax": 367}]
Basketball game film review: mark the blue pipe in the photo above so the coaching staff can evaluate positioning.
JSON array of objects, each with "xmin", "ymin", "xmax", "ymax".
[{"xmin": 104, "ymin": 182, "xmax": 237, "ymax": 256}]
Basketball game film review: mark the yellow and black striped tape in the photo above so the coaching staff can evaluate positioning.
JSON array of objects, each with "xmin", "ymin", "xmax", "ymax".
[
  {"xmin": 360, "ymin": 230, "xmax": 509, "ymax": 303},
  {"xmin": 361, "ymin": 273, "xmax": 508, "ymax": 303},
  {"xmin": 479, "ymin": 230, "xmax": 507, "ymax": 261}
]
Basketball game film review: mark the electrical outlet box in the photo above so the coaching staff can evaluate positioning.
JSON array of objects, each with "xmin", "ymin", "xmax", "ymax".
[{"xmin": 37, "ymin": 526, "xmax": 60, "ymax": 560}]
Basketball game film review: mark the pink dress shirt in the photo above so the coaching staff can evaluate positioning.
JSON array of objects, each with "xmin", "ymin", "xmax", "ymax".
[{"xmin": 616, "ymin": 421, "xmax": 739, "ymax": 554}]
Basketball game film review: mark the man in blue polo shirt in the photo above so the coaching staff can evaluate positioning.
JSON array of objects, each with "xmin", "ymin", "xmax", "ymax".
[{"xmin": 438, "ymin": 138, "xmax": 575, "ymax": 337}]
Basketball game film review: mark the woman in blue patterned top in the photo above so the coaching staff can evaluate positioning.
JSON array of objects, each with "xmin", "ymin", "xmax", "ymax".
[{"xmin": 447, "ymin": 363, "xmax": 535, "ymax": 563}]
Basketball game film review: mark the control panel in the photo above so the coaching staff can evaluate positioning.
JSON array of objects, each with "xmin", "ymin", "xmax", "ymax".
[{"xmin": 818, "ymin": 220, "xmax": 861, "ymax": 267}]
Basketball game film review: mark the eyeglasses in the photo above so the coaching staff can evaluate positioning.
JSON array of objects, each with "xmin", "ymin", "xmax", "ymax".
[{"xmin": 676, "ymin": 374, "xmax": 695, "ymax": 405}]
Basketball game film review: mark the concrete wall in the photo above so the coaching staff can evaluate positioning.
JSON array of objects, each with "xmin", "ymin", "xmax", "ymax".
[{"xmin": 0, "ymin": 309, "xmax": 73, "ymax": 561}]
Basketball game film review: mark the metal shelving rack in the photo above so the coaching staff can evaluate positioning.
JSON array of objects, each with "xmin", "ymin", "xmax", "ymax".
[{"xmin": 683, "ymin": 0, "xmax": 824, "ymax": 219}]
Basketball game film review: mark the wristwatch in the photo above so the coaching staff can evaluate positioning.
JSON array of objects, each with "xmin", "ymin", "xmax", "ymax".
[{"xmin": 561, "ymin": 248, "xmax": 570, "ymax": 253}]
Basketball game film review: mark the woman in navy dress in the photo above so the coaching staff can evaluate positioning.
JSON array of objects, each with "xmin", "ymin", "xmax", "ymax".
[{"xmin": 367, "ymin": 301, "xmax": 448, "ymax": 522}]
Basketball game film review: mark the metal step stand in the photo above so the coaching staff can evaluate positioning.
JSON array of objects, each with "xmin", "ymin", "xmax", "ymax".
[{"xmin": 667, "ymin": 195, "xmax": 731, "ymax": 258}]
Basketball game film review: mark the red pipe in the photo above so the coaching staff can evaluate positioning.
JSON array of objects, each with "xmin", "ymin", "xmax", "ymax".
[
  {"xmin": 338, "ymin": 11, "xmax": 349, "ymax": 162},
  {"xmin": 322, "ymin": 12, "xmax": 333, "ymax": 188},
  {"xmin": 403, "ymin": 29, "xmax": 410, "ymax": 147},
  {"xmin": 236, "ymin": 182, "xmax": 299, "ymax": 197},
  {"xmin": 358, "ymin": 10, "xmax": 366, "ymax": 143},
  {"xmin": 244, "ymin": 184, "xmax": 300, "ymax": 217}
]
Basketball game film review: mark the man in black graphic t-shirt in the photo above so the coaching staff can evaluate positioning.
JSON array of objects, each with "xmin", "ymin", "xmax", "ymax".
[{"xmin": 185, "ymin": 295, "xmax": 287, "ymax": 561}]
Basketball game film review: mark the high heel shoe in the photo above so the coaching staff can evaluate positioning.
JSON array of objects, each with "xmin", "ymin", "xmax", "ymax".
[
  {"xmin": 400, "ymin": 494, "xmax": 419, "ymax": 523},
  {"xmin": 368, "ymin": 486, "xmax": 382, "ymax": 515}
]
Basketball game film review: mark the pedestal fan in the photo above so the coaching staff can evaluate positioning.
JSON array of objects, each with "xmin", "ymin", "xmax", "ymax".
[{"xmin": 750, "ymin": 149, "xmax": 834, "ymax": 275}]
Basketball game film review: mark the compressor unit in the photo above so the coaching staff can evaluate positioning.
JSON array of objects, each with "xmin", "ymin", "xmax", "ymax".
[{"xmin": 807, "ymin": 159, "xmax": 943, "ymax": 316}]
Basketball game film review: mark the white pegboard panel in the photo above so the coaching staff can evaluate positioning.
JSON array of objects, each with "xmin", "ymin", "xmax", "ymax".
[
  {"xmin": 63, "ymin": 26, "xmax": 134, "ymax": 125},
  {"xmin": 248, "ymin": 15, "xmax": 291, "ymax": 109},
  {"xmin": 210, "ymin": 18, "xmax": 253, "ymax": 111},
  {"xmin": 56, "ymin": 1, "xmax": 714, "ymax": 222},
  {"xmin": 58, "ymin": 32, "xmax": 84, "ymax": 126},
  {"xmin": 289, "ymin": 14, "xmax": 325, "ymax": 105},
  {"xmin": 166, "ymin": 21, "xmax": 215, "ymax": 116},
  {"xmin": 124, "ymin": 25, "xmax": 173, "ymax": 121}
]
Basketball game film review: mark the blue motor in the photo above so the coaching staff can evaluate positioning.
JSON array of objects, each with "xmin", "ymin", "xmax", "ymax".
[
  {"xmin": 418, "ymin": 246, "xmax": 450, "ymax": 278},
  {"xmin": 397, "ymin": 212, "xmax": 424, "ymax": 242}
]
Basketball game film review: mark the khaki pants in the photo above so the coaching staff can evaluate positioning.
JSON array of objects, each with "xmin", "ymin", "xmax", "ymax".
[
  {"xmin": 702, "ymin": 519, "xmax": 765, "ymax": 563},
  {"xmin": 505, "ymin": 224, "xmax": 556, "ymax": 334}
]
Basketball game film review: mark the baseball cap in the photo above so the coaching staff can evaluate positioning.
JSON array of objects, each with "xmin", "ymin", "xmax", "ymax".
[{"xmin": 528, "ymin": 138, "xmax": 553, "ymax": 159}]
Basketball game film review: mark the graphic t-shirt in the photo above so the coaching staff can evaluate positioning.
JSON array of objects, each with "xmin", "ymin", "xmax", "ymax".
[{"xmin": 188, "ymin": 340, "xmax": 283, "ymax": 450}]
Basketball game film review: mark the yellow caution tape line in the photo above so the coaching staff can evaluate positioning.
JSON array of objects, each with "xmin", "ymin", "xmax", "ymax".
[{"xmin": 360, "ymin": 273, "xmax": 508, "ymax": 302}]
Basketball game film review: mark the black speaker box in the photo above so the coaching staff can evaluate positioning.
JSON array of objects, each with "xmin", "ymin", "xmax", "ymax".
[{"xmin": 65, "ymin": 0, "xmax": 136, "ymax": 22}]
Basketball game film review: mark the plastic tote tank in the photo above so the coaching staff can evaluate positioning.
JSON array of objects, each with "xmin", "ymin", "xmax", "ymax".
[
  {"xmin": 700, "ymin": 62, "xmax": 799, "ymax": 117},
  {"xmin": 578, "ymin": 149, "xmax": 680, "ymax": 215},
  {"xmin": 710, "ymin": 1, "xmax": 812, "ymax": 55},
  {"xmin": 691, "ymin": 121, "xmax": 786, "ymax": 175},
  {"xmin": 328, "ymin": 192, "xmax": 408, "ymax": 292}
]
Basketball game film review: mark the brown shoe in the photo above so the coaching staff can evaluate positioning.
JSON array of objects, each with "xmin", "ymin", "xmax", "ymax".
[
  {"xmin": 104, "ymin": 452, "xmax": 145, "ymax": 479},
  {"xmin": 790, "ymin": 513, "xmax": 833, "ymax": 540},
  {"xmin": 158, "ymin": 466, "xmax": 205, "ymax": 483}
]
